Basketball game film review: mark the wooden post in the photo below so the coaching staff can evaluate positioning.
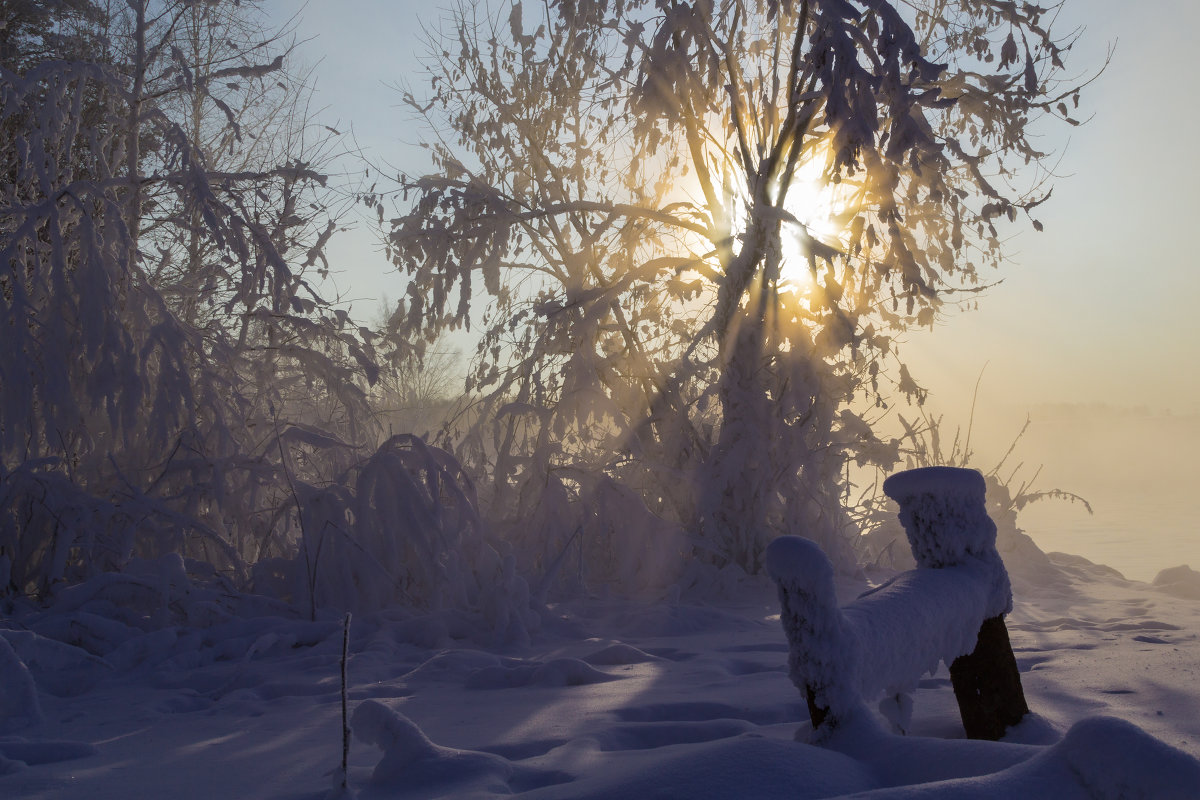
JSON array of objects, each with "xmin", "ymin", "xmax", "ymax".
[
  {"xmin": 883, "ymin": 467, "xmax": 1029, "ymax": 740},
  {"xmin": 949, "ymin": 616, "xmax": 1029, "ymax": 740}
]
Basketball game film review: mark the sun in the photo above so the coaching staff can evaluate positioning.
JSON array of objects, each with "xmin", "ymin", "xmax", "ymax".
[
  {"xmin": 777, "ymin": 141, "xmax": 857, "ymax": 295},
  {"xmin": 675, "ymin": 133, "xmax": 863, "ymax": 302}
]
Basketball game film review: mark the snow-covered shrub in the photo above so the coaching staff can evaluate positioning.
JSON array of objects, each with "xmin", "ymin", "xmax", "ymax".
[
  {"xmin": 491, "ymin": 464, "xmax": 693, "ymax": 603},
  {"xmin": 584, "ymin": 476, "xmax": 691, "ymax": 596},
  {"xmin": 350, "ymin": 434, "xmax": 484, "ymax": 612},
  {"xmin": 270, "ymin": 436, "xmax": 537, "ymax": 639},
  {"xmin": 0, "ymin": 460, "xmax": 240, "ymax": 599},
  {"xmin": 855, "ymin": 413, "xmax": 1089, "ymax": 579},
  {"xmin": 292, "ymin": 481, "xmax": 361, "ymax": 615},
  {"xmin": 499, "ymin": 468, "xmax": 583, "ymax": 602},
  {"xmin": 0, "ymin": 2, "xmax": 380, "ymax": 610}
]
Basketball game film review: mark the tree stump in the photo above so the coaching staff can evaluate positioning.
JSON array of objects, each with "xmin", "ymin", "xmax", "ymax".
[
  {"xmin": 949, "ymin": 616, "xmax": 1029, "ymax": 740},
  {"xmin": 883, "ymin": 466, "xmax": 1029, "ymax": 740}
]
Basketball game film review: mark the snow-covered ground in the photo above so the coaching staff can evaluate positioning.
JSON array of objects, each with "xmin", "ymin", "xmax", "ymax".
[{"xmin": 2, "ymin": 552, "xmax": 1200, "ymax": 798}]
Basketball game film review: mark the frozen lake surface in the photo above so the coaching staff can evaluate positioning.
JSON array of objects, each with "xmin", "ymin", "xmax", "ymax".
[
  {"xmin": 977, "ymin": 408, "xmax": 1200, "ymax": 583},
  {"xmin": 1023, "ymin": 496, "xmax": 1197, "ymax": 583}
]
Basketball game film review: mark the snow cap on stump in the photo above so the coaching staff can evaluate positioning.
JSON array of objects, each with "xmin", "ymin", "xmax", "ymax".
[
  {"xmin": 882, "ymin": 465, "xmax": 987, "ymax": 504},
  {"xmin": 765, "ymin": 534, "xmax": 836, "ymax": 593},
  {"xmin": 883, "ymin": 466, "xmax": 996, "ymax": 569}
]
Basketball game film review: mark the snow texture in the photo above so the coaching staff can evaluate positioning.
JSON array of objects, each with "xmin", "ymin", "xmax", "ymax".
[
  {"xmin": 464, "ymin": 658, "xmax": 619, "ymax": 690},
  {"xmin": 767, "ymin": 535, "xmax": 1000, "ymax": 727},
  {"xmin": 883, "ymin": 466, "xmax": 1012, "ymax": 616},
  {"xmin": 352, "ymin": 699, "xmax": 512, "ymax": 793},
  {"xmin": 765, "ymin": 535, "xmax": 863, "ymax": 719},
  {"xmin": 845, "ymin": 566, "xmax": 996, "ymax": 698},
  {"xmin": 0, "ymin": 635, "xmax": 42, "ymax": 732}
]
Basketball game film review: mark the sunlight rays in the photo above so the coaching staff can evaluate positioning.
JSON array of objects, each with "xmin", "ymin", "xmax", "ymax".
[
  {"xmin": 777, "ymin": 137, "xmax": 860, "ymax": 298},
  {"xmin": 684, "ymin": 130, "xmax": 867, "ymax": 307}
]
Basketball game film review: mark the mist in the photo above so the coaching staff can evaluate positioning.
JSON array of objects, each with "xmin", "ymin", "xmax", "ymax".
[
  {"xmin": 994, "ymin": 405, "xmax": 1199, "ymax": 582},
  {"xmin": 4, "ymin": 1, "xmax": 1200, "ymax": 797}
]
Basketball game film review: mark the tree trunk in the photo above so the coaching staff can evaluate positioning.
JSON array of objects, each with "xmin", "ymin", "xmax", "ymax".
[
  {"xmin": 949, "ymin": 615, "xmax": 1030, "ymax": 740},
  {"xmin": 125, "ymin": 0, "xmax": 147, "ymax": 244}
]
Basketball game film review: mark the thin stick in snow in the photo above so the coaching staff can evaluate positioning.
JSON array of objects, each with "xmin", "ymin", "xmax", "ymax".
[{"xmin": 341, "ymin": 611, "xmax": 351, "ymax": 790}]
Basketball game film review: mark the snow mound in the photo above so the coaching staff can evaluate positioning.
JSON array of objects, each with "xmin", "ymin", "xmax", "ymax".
[
  {"xmin": 0, "ymin": 740, "xmax": 97, "ymax": 767},
  {"xmin": 582, "ymin": 642, "xmax": 662, "ymax": 665},
  {"xmin": 518, "ymin": 734, "xmax": 878, "ymax": 799},
  {"xmin": 0, "ymin": 628, "xmax": 114, "ymax": 699},
  {"xmin": 1056, "ymin": 716, "xmax": 1200, "ymax": 799},
  {"xmin": 0, "ymin": 636, "xmax": 42, "ymax": 732},
  {"xmin": 400, "ymin": 650, "xmax": 506, "ymax": 684},
  {"xmin": 1153, "ymin": 565, "xmax": 1200, "ymax": 600},
  {"xmin": 352, "ymin": 699, "xmax": 511, "ymax": 793},
  {"xmin": 829, "ymin": 716, "xmax": 1200, "ymax": 799}
]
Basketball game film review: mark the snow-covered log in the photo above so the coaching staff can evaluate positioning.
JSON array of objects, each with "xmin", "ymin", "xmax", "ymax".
[{"xmin": 767, "ymin": 467, "xmax": 1028, "ymax": 740}]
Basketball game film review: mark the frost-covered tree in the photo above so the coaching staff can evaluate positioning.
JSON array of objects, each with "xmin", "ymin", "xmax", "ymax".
[
  {"xmin": 0, "ymin": 0, "xmax": 376, "ymax": 597},
  {"xmin": 386, "ymin": 0, "xmax": 1085, "ymax": 580},
  {"xmin": 0, "ymin": 1, "xmax": 104, "ymax": 72}
]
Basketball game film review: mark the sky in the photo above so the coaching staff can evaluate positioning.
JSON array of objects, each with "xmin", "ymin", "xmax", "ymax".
[
  {"xmin": 265, "ymin": 0, "xmax": 1200, "ymax": 578},
  {"xmin": 900, "ymin": 0, "xmax": 1200, "ymax": 417}
]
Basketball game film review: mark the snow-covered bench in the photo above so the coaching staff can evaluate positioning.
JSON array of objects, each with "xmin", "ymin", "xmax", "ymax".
[{"xmin": 766, "ymin": 467, "xmax": 1028, "ymax": 740}]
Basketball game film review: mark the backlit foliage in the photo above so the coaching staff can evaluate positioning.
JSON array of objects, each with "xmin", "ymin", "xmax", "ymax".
[{"xmin": 387, "ymin": 0, "xmax": 1086, "ymax": 578}]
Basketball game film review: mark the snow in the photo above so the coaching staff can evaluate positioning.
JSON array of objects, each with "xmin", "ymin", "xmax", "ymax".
[
  {"xmin": 0, "ymin": 635, "xmax": 43, "ymax": 733},
  {"xmin": 1153, "ymin": 565, "xmax": 1200, "ymax": 601},
  {"xmin": 353, "ymin": 700, "xmax": 512, "ymax": 792},
  {"xmin": 766, "ymin": 468, "xmax": 1015, "ymax": 731},
  {"xmin": 883, "ymin": 466, "xmax": 1011, "ymax": 617},
  {"xmin": 842, "ymin": 566, "xmax": 996, "ymax": 707},
  {"xmin": 767, "ymin": 535, "xmax": 998, "ymax": 707},
  {"xmin": 2, "ymin": 552, "xmax": 1200, "ymax": 798}
]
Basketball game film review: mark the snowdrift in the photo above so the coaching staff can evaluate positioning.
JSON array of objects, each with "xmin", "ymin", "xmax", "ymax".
[{"xmin": 2, "ymin": 551, "xmax": 1200, "ymax": 798}]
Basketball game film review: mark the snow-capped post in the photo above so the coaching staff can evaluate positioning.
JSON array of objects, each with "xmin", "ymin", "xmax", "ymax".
[
  {"xmin": 764, "ymin": 536, "xmax": 860, "ymax": 732},
  {"xmin": 767, "ymin": 467, "xmax": 1029, "ymax": 740},
  {"xmin": 883, "ymin": 467, "xmax": 1029, "ymax": 740}
]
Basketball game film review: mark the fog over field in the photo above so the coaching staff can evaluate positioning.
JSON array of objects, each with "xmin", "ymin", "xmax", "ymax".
[{"xmin": 912, "ymin": 401, "xmax": 1200, "ymax": 582}]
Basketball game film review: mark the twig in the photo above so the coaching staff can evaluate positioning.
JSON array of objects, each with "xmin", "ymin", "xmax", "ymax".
[{"xmin": 340, "ymin": 611, "xmax": 351, "ymax": 791}]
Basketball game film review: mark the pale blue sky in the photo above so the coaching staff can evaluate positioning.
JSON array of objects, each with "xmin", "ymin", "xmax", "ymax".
[{"xmin": 903, "ymin": 0, "xmax": 1200, "ymax": 417}]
